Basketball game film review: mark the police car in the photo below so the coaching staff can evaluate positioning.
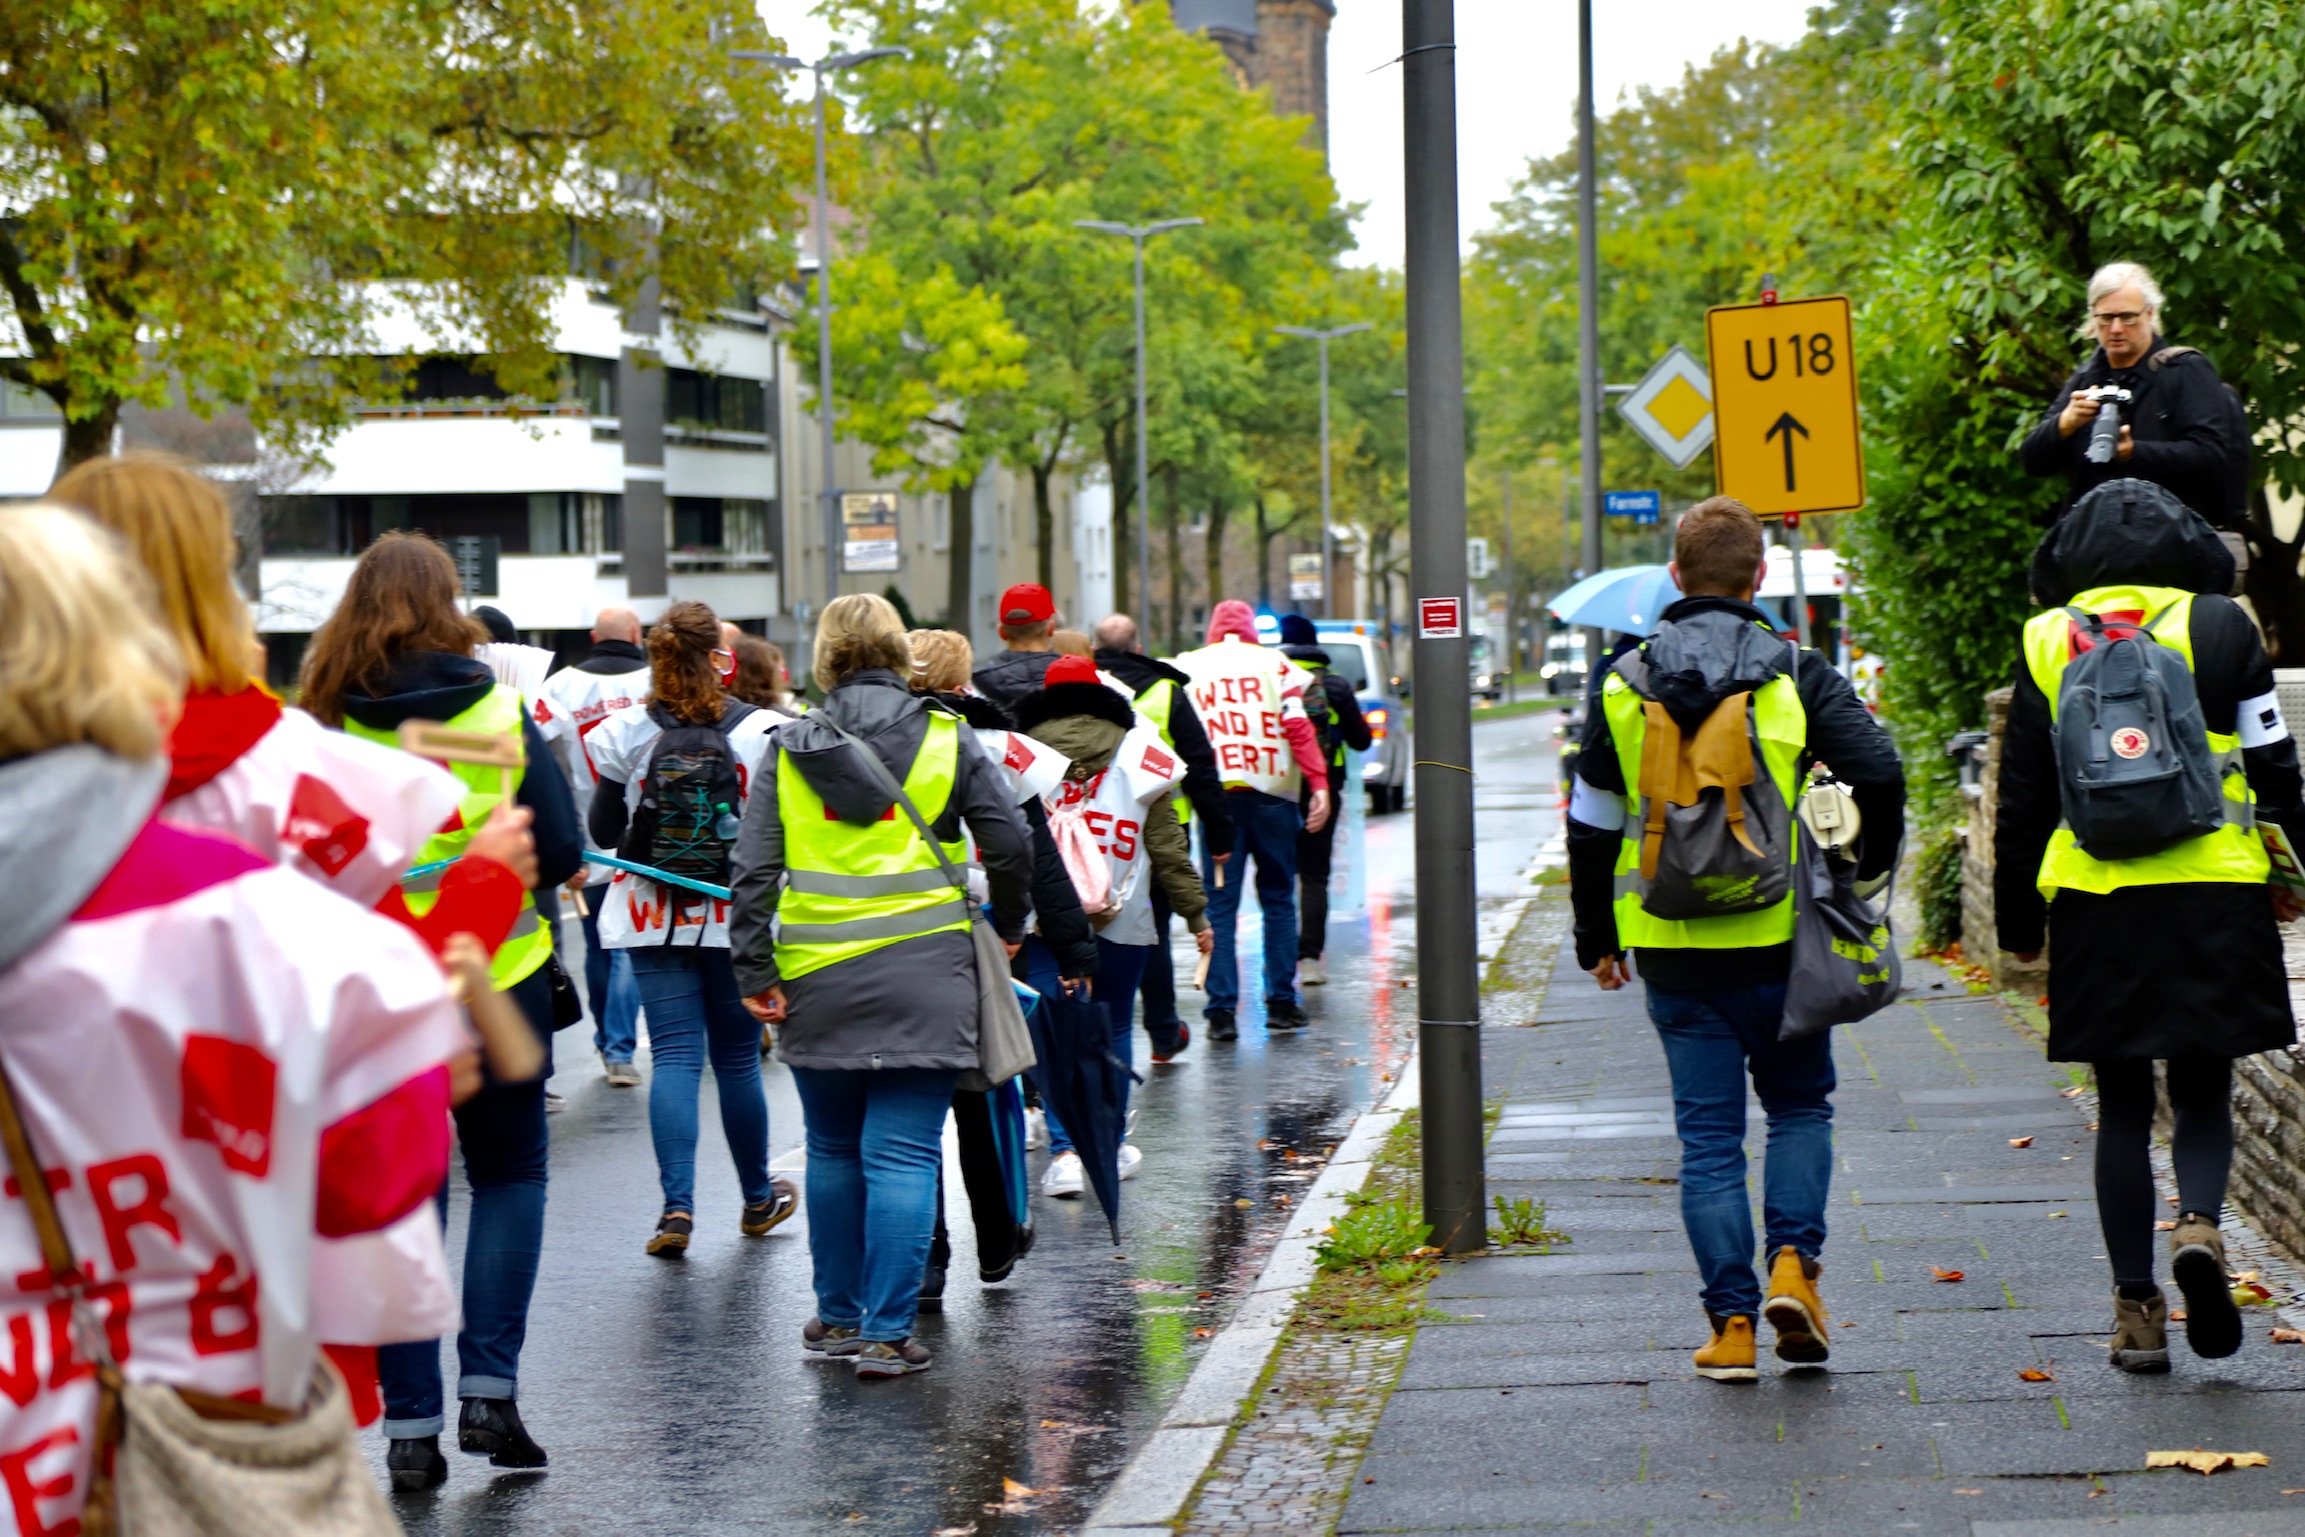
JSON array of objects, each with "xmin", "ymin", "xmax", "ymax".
[{"xmin": 1255, "ymin": 616, "xmax": 1413, "ymax": 815}]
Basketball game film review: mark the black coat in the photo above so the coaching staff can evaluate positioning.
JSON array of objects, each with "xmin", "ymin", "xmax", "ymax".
[
  {"xmin": 2018, "ymin": 338, "xmax": 2247, "ymax": 528},
  {"xmin": 1995, "ymin": 501, "xmax": 2302, "ymax": 1062}
]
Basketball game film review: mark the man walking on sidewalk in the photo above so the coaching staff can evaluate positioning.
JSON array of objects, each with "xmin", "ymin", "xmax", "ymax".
[
  {"xmin": 1173, "ymin": 600, "xmax": 1331, "ymax": 1040},
  {"xmin": 1564, "ymin": 498, "xmax": 1904, "ymax": 1381},
  {"xmin": 972, "ymin": 583, "xmax": 1063, "ymax": 714}
]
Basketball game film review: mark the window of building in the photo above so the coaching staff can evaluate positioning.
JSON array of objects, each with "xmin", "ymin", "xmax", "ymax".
[
  {"xmin": 566, "ymin": 356, "xmax": 618, "ymax": 416},
  {"xmin": 257, "ymin": 492, "xmax": 627, "ymax": 558},
  {"xmin": 670, "ymin": 496, "xmax": 775, "ymax": 566},
  {"xmin": 666, "ymin": 369, "xmax": 768, "ymax": 436}
]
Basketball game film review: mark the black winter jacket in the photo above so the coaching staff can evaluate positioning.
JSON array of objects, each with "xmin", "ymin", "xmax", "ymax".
[
  {"xmin": 971, "ymin": 649, "xmax": 1058, "ymax": 714},
  {"xmin": 1096, "ymin": 648, "xmax": 1235, "ymax": 857},
  {"xmin": 1565, "ymin": 597, "xmax": 1906, "ymax": 991},
  {"xmin": 2018, "ymin": 338, "xmax": 2246, "ymax": 528}
]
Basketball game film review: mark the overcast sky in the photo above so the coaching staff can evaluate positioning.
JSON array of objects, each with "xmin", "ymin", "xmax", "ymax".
[{"xmin": 753, "ymin": 1, "xmax": 1820, "ymax": 266}]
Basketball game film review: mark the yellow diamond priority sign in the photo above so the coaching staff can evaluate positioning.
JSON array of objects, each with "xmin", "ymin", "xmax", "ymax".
[
  {"xmin": 1614, "ymin": 343, "xmax": 1714, "ymax": 470},
  {"xmin": 1703, "ymin": 295, "xmax": 1863, "ymax": 518}
]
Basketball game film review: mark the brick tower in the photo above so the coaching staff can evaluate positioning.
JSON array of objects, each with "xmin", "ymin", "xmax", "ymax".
[{"xmin": 1159, "ymin": 0, "xmax": 1335, "ymax": 160}]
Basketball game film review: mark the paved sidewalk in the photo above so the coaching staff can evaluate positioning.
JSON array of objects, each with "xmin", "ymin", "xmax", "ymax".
[{"xmin": 1337, "ymin": 935, "xmax": 2305, "ymax": 1536}]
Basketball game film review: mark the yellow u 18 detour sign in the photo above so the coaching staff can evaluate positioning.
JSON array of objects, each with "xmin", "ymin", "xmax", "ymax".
[{"xmin": 1703, "ymin": 295, "xmax": 1864, "ymax": 518}]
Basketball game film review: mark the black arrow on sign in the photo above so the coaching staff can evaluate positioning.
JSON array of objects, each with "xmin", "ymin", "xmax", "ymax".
[{"xmin": 1765, "ymin": 411, "xmax": 1810, "ymax": 492}]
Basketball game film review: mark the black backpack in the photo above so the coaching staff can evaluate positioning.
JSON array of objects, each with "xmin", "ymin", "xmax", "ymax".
[
  {"xmin": 2052, "ymin": 605, "xmax": 2226, "ymax": 860},
  {"xmin": 1299, "ymin": 671, "xmax": 1346, "ymax": 771},
  {"xmin": 618, "ymin": 701, "xmax": 757, "ymax": 881}
]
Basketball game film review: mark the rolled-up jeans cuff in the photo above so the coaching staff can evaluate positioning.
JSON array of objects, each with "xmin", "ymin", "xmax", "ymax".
[
  {"xmin": 383, "ymin": 1414, "xmax": 446, "ymax": 1440},
  {"xmin": 458, "ymin": 1374, "xmax": 517, "ymax": 1402}
]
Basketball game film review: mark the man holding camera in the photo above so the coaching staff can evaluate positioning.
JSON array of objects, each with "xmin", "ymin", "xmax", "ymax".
[{"xmin": 2020, "ymin": 261, "xmax": 2248, "ymax": 528}]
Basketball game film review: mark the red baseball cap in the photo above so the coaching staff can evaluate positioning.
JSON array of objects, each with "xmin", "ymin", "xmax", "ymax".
[
  {"xmin": 999, "ymin": 583, "xmax": 1055, "ymax": 625},
  {"xmin": 1044, "ymin": 655, "xmax": 1100, "ymax": 687}
]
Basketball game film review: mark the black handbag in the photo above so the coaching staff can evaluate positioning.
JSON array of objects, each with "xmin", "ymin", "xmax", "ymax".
[{"xmin": 546, "ymin": 953, "xmax": 584, "ymax": 1031}]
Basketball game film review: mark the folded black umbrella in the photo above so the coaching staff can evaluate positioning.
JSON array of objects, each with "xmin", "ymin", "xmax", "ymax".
[{"xmin": 1027, "ymin": 985, "xmax": 1136, "ymax": 1243}]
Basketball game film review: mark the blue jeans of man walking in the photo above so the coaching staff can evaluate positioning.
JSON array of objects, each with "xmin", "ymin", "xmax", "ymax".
[
  {"xmin": 1200, "ymin": 788, "xmax": 1300, "ymax": 1016},
  {"xmin": 578, "ymin": 897, "xmax": 639, "ymax": 1064},
  {"xmin": 628, "ymin": 946, "xmax": 772, "ymax": 1215},
  {"xmin": 1645, "ymin": 980, "xmax": 1834, "ymax": 1319},
  {"xmin": 380, "ymin": 962, "xmax": 553, "ymax": 1437},
  {"xmin": 789, "ymin": 1066, "xmax": 957, "ymax": 1343}
]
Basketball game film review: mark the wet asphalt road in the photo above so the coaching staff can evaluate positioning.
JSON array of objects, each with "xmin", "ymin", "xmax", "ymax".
[{"xmin": 370, "ymin": 709, "xmax": 1561, "ymax": 1535}]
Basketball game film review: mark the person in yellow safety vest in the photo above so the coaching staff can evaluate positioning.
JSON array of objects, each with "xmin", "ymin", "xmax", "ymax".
[
  {"xmin": 296, "ymin": 531, "xmax": 582, "ymax": 1486},
  {"xmin": 1093, "ymin": 612, "xmax": 1234, "ymax": 1060},
  {"xmin": 1566, "ymin": 498, "xmax": 1904, "ymax": 1385},
  {"xmin": 1996, "ymin": 477, "xmax": 2305, "ymax": 1374},
  {"xmin": 731, "ymin": 595, "xmax": 1034, "ymax": 1380}
]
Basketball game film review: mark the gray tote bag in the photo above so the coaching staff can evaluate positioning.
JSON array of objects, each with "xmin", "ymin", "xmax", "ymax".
[{"xmin": 1780, "ymin": 822, "xmax": 1900, "ymax": 1041}]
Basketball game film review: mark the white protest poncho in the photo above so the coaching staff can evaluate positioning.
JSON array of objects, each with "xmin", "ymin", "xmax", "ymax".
[
  {"xmin": 0, "ymin": 823, "xmax": 463, "ymax": 1527},
  {"xmin": 532, "ymin": 660, "xmax": 653, "ymax": 886},
  {"xmin": 167, "ymin": 707, "xmax": 463, "ymax": 909},
  {"xmin": 1045, "ymin": 723, "xmax": 1188, "ymax": 945},
  {"xmin": 963, "ymin": 726, "xmax": 1070, "ymax": 906},
  {"xmin": 1174, "ymin": 636, "xmax": 1318, "ymax": 800},
  {"xmin": 589, "ymin": 702, "xmax": 784, "ymax": 948}
]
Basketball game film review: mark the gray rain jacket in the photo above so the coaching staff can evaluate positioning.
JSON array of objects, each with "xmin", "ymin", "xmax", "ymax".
[{"xmin": 729, "ymin": 670, "xmax": 1033, "ymax": 1072}]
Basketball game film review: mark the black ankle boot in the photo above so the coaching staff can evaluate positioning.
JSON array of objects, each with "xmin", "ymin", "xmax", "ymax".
[
  {"xmin": 388, "ymin": 1433, "xmax": 448, "ymax": 1491},
  {"xmin": 458, "ymin": 1397, "xmax": 547, "ymax": 1469}
]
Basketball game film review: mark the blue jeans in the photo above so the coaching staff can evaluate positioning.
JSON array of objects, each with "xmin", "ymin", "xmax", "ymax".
[
  {"xmin": 789, "ymin": 1066, "xmax": 958, "ymax": 1342},
  {"xmin": 1645, "ymin": 980, "xmax": 1835, "ymax": 1318},
  {"xmin": 629, "ymin": 947, "xmax": 772, "ymax": 1215},
  {"xmin": 379, "ymin": 962, "xmax": 553, "ymax": 1436},
  {"xmin": 579, "ymin": 899, "xmax": 640, "ymax": 1062},
  {"xmin": 1035, "ymin": 938, "xmax": 1150, "ymax": 1157},
  {"xmin": 1200, "ymin": 789, "xmax": 1301, "ymax": 1016}
]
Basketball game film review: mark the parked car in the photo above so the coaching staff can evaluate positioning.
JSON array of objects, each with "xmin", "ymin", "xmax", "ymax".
[{"xmin": 1257, "ymin": 618, "xmax": 1412, "ymax": 815}]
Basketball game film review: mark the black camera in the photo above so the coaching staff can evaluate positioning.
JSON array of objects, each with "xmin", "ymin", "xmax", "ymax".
[{"xmin": 2081, "ymin": 385, "xmax": 2133, "ymax": 465}]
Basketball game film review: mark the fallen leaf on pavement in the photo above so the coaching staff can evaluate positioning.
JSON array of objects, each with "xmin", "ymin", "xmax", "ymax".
[
  {"xmin": 933, "ymin": 1528, "xmax": 977, "ymax": 1536},
  {"xmin": 1931, "ymin": 1267, "xmax": 1966, "ymax": 1283},
  {"xmin": 2018, "ymin": 1368, "xmax": 2055, "ymax": 1382},
  {"xmin": 2157, "ymin": 1220, "xmax": 2177, "ymax": 1231},
  {"xmin": 2048, "ymin": 1210, "xmax": 2070, "ymax": 1219},
  {"xmin": 2009, "ymin": 1136, "xmax": 2034, "ymax": 1148},
  {"xmin": 2061, "ymin": 1086, "xmax": 2085, "ymax": 1098},
  {"xmin": 1234, "ymin": 1198, "xmax": 1254, "ymax": 1209},
  {"xmin": 2272, "ymin": 1329, "xmax": 2305, "ymax": 1344},
  {"xmin": 1954, "ymin": 1488, "xmax": 1984, "ymax": 1495},
  {"xmin": 2146, "ymin": 1449, "xmax": 2269, "ymax": 1475},
  {"xmin": 2173, "ymin": 1309, "xmax": 2188, "ymax": 1322},
  {"xmin": 2234, "ymin": 1281, "xmax": 2275, "ymax": 1307},
  {"xmin": 1193, "ymin": 1327, "xmax": 1214, "ymax": 1338}
]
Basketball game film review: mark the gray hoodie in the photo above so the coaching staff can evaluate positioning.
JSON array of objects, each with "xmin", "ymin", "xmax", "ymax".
[{"xmin": 0, "ymin": 747, "xmax": 168, "ymax": 974}]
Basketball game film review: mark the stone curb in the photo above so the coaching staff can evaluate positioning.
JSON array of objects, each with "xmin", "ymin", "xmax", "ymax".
[{"xmin": 1081, "ymin": 870, "xmax": 1544, "ymax": 1534}]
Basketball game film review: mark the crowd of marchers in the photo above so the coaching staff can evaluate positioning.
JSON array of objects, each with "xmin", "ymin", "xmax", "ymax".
[{"xmin": 0, "ymin": 452, "xmax": 1364, "ymax": 1530}]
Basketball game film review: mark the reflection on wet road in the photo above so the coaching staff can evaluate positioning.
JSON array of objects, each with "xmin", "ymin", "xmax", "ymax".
[{"xmin": 377, "ymin": 711, "xmax": 1559, "ymax": 1534}]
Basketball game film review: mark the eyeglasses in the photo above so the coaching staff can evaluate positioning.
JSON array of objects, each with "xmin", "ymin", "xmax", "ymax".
[{"xmin": 2093, "ymin": 309, "xmax": 2148, "ymax": 328}]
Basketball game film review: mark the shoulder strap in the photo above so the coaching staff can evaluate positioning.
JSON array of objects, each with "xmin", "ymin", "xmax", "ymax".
[
  {"xmin": 819, "ymin": 716, "xmax": 971, "ymax": 898},
  {"xmin": 715, "ymin": 701, "xmax": 758, "ymax": 736},
  {"xmin": 0, "ymin": 1060, "xmax": 80, "ymax": 1289}
]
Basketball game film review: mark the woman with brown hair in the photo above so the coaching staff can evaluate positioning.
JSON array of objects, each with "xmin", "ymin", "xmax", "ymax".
[
  {"xmin": 297, "ymin": 529, "xmax": 582, "ymax": 1485},
  {"xmin": 731, "ymin": 596, "xmax": 1034, "ymax": 1377},
  {"xmin": 587, "ymin": 600, "xmax": 797, "ymax": 1257},
  {"xmin": 727, "ymin": 630, "xmax": 795, "ymax": 712}
]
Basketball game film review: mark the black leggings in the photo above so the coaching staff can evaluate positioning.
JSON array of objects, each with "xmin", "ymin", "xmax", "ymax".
[{"xmin": 2094, "ymin": 1057, "xmax": 2233, "ymax": 1288}]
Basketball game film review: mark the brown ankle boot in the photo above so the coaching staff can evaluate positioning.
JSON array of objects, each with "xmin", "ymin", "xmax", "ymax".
[
  {"xmin": 2169, "ymin": 1213, "xmax": 2241, "ymax": 1359},
  {"xmin": 1763, "ymin": 1245, "xmax": 1830, "ymax": 1364},
  {"xmin": 2109, "ymin": 1287, "xmax": 2170, "ymax": 1373},
  {"xmin": 1693, "ymin": 1313, "xmax": 1757, "ymax": 1382}
]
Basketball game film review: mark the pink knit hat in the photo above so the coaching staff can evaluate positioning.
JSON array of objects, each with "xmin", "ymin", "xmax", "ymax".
[{"xmin": 1205, "ymin": 599, "xmax": 1260, "ymax": 644}]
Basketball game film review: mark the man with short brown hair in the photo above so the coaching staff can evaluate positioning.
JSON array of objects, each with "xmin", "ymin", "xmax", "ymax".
[{"xmin": 1565, "ymin": 495, "xmax": 1904, "ymax": 1383}]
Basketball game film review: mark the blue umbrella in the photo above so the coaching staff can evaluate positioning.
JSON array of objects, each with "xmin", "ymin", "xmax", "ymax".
[{"xmin": 1546, "ymin": 564, "xmax": 1680, "ymax": 636}]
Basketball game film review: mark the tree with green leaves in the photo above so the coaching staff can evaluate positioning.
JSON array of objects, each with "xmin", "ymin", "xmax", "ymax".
[{"xmin": 0, "ymin": 0, "xmax": 809, "ymax": 473}]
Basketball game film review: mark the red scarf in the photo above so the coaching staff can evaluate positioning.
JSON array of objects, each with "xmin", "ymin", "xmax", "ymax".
[{"xmin": 165, "ymin": 687, "xmax": 285, "ymax": 801}]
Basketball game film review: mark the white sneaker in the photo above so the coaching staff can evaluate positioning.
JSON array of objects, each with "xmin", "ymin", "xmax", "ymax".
[
  {"xmin": 1117, "ymin": 1144, "xmax": 1144, "ymax": 1182},
  {"xmin": 1042, "ymin": 1150, "xmax": 1084, "ymax": 1199},
  {"xmin": 1301, "ymin": 957, "xmax": 1326, "ymax": 986},
  {"xmin": 1025, "ymin": 1108, "xmax": 1048, "ymax": 1151}
]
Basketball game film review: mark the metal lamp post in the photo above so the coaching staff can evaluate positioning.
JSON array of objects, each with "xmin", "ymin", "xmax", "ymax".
[
  {"xmin": 731, "ymin": 44, "xmax": 908, "ymax": 618},
  {"xmin": 1274, "ymin": 321, "xmax": 1373, "ymax": 619},
  {"xmin": 1075, "ymin": 217, "xmax": 1203, "ymax": 624}
]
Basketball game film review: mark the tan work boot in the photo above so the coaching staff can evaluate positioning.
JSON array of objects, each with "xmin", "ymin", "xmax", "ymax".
[
  {"xmin": 1693, "ymin": 1313, "xmax": 1758, "ymax": 1381},
  {"xmin": 1763, "ymin": 1245, "xmax": 1831, "ymax": 1364},
  {"xmin": 2169, "ymin": 1212, "xmax": 2242, "ymax": 1359},
  {"xmin": 2108, "ymin": 1287, "xmax": 2171, "ymax": 1373}
]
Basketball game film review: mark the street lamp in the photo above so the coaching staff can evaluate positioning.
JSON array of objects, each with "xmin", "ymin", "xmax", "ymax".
[
  {"xmin": 1074, "ymin": 217, "xmax": 1203, "ymax": 625},
  {"xmin": 1273, "ymin": 321, "xmax": 1373, "ymax": 619},
  {"xmin": 731, "ymin": 44, "xmax": 909, "ymax": 620}
]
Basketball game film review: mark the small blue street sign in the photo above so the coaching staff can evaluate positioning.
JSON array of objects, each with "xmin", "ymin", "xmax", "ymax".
[{"xmin": 1606, "ymin": 489, "xmax": 1663, "ymax": 524}]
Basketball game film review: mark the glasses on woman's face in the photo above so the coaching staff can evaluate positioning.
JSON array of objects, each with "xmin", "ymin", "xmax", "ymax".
[{"xmin": 2093, "ymin": 309, "xmax": 2147, "ymax": 329}]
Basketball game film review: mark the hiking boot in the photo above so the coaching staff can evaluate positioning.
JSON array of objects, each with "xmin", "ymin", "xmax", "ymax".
[
  {"xmin": 1763, "ymin": 1246, "xmax": 1831, "ymax": 1365},
  {"xmin": 646, "ymin": 1212, "xmax": 692, "ymax": 1257},
  {"xmin": 1301, "ymin": 957, "xmax": 1327, "ymax": 986},
  {"xmin": 1693, "ymin": 1314, "xmax": 1758, "ymax": 1382},
  {"xmin": 1043, "ymin": 1150, "xmax": 1084, "ymax": 1199},
  {"xmin": 2109, "ymin": 1287, "xmax": 2171, "ymax": 1373},
  {"xmin": 801, "ymin": 1318, "xmax": 862, "ymax": 1356},
  {"xmin": 741, "ymin": 1178, "xmax": 800, "ymax": 1237},
  {"xmin": 1206, "ymin": 1008, "xmax": 1238, "ymax": 1042},
  {"xmin": 1151, "ymin": 1022, "xmax": 1192, "ymax": 1063},
  {"xmin": 854, "ymin": 1339, "xmax": 933, "ymax": 1379},
  {"xmin": 457, "ymin": 1398, "xmax": 546, "ymax": 1470},
  {"xmin": 388, "ymin": 1433, "xmax": 448, "ymax": 1491},
  {"xmin": 2170, "ymin": 1212, "xmax": 2242, "ymax": 1359},
  {"xmin": 1266, "ymin": 999, "xmax": 1310, "ymax": 1032}
]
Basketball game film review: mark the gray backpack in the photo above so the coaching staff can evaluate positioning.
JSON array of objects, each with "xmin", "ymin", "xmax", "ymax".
[{"xmin": 2052, "ymin": 605, "xmax": 2227, "ymax": 860}]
